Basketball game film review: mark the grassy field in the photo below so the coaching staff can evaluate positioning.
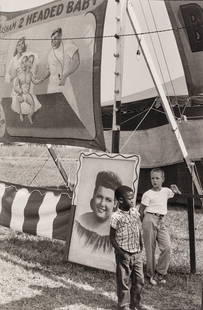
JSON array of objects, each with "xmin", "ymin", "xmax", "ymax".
[{"xmin": 0, "ymin": 144, "xmax": 203, "ymax": 310}]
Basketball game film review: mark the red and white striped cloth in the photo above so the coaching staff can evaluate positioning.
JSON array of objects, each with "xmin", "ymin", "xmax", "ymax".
[{"xmin": 0, "ymin": 181, "xmax": 73, "ymax": 241}]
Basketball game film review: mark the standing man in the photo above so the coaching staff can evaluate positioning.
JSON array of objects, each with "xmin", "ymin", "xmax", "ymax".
[{"xmin": 44, "ymin": 27, "xmax": 80, "ymax": 116}]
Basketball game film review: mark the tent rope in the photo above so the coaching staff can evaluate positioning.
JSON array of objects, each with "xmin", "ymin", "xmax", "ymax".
[
  {"xmin": 138, "ymin": 0, "xmax": 169, "ymax": 97},
  {"xmin": 120, "ymin": 107, "xmax": 153, "ymax": 125},
  {"xmin": 28, "ymin": 155, "xmax": 50, "ymax": 187},
  {"xmin": 17, "ymin": 148, "xmax": 48, "ymax": 186},
  {"xmin": 120, "ymin": 99, "xmax": 156, "ymax": 152},
  {"xmin": 147, "ymin": 0, "xmax": 183, "ymax": 119}
]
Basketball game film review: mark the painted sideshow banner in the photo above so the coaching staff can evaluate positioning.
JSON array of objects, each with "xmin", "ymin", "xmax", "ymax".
[
  {"xmin": 0, "ymin": 0, "xmax": 106, "ymax": 149},
  {"xmin": 68, "ymin": 152, "xmax": 140, "ymax": 272},
  {"xmin": 165, "ymin": 1, "xmax": 203, "ymax": 96}
]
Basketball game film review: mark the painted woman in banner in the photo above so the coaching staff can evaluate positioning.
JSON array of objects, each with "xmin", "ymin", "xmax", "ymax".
[{"xmin": 5, "ymin": 37, "xmax": 42, "ymax": 123}]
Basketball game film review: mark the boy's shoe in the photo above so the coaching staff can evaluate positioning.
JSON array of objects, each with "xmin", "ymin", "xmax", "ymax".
[
  {"xmin": 137, "ymin": 304, "xmax": 149, "ymax": 310},
  {"xmin": 130, "ymin": 304, "xmax": 148, "ymax": 310},
  {"xmin": 158, "ymin": 276, "xmax": 166, "ymax": 284},
  {"xmin": 155, "ymin": 272, "xmax": 166, "ymax": 284},
  {"xmin": 149, "ymin": 276, "xmax": 157, "ymax": 285}
]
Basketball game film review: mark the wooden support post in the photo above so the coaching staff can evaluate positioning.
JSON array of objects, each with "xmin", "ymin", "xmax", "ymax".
[
  {"xmin": 46, "ymin": 144, "xmax": 69, "ymax": 187},
  {"xmin": 112, "ymin": 0, "xmax": 127, "ymax": 153},
  {"xmin": 187, "ymin": 163, "xmax": 196, "ymax": 273},
  {"xmin": 46, "ymin": 146, "xmax": 75, "ymax": 262},
  {"xmin": 63, "ymin": 204, "xmax": 76, "ymax": 262},
  {"xmin": 187, "ymin": 197, "xmax": 196, "ymax": 274},
  {"xmin": 201, "ymin": 282, "xmax": 203, "ymax": 310}
]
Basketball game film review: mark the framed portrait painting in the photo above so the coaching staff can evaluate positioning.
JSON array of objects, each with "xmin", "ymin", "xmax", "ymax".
[{"xmin": 68, "ymin": 152, "xmax": 141, "ymax": 272}]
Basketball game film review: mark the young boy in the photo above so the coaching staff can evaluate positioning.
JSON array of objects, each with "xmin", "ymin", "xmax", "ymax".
[
  {"xmin": 110, "ymin": 186, "xmax": 147, "ymax": 310},
  {"xmin": 139, "ymin": 168, "xmax": 181, "ymax": 286}
]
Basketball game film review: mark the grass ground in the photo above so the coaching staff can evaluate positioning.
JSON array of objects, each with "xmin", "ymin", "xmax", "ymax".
[{"xmin": 0, "ymin": 144, "xmax": 203, "ymax": 310}]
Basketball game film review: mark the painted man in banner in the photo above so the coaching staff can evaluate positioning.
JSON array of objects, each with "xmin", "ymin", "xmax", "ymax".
[{"xmin": 43, "ymin": 27, "xmax": 80, "ymax": 116}]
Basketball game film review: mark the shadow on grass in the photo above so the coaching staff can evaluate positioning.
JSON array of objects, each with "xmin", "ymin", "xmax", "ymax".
[
  {"xmin": 0, "ymin": 284, "xmax": 116, "ymax": 310},
  {"xmin": 0, "ymin": 233, "xmax": 115, "ymax": 293},
  {"xmin": 0, "ymin": 228, "xmax": 202, "ymax": 310}
]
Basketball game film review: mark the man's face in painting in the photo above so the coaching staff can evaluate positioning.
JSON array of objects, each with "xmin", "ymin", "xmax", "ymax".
[{"xmin": 51, "ymin": 30, "xmax": 62, "ymax": 49}]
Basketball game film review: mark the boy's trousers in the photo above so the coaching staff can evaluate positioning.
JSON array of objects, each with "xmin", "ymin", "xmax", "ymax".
[
  {"xmin": 115, "ymin": 251, "xmax": 144, "ymax": 308},
  {"xmin": 142, "ymin": 212, "xmax": 171, "ymax": 278}
]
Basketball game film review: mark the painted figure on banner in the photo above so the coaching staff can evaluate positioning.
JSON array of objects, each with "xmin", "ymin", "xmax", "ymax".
[
  {"xmin": 75, "ymin": 170, "xmax": 122, "ymax": 253},
  {"xmin": 13, "ymin": 54, "xmax": 42, "ymax": 124},
  {"xmin": 5, "ymin": 37, "xmax": 42, "ymax": 122},
  {"xmin": 5, "ymin": 37, "xmax": 28, "ymax": 83},
  {"xmin": 42, "ymin": 27, "xmax": 80, "ymax": 116}
]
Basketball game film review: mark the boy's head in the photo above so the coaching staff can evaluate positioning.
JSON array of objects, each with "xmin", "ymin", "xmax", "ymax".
[
  {"xmin": 90, "ymin": 171, "xmax": 122, "ymax": 222},
  {"xmin": 115, "ymin": 185, "xmax": 134, "ymax": 211},
  {"xmin": 150, "ymin": 168, "xmax": 165, "ymax": 190}
]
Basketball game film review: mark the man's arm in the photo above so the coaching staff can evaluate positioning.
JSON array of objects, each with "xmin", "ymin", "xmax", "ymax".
[{"xmin": 59, "ymin": 50, "xmax": 80, "ymax": 86}]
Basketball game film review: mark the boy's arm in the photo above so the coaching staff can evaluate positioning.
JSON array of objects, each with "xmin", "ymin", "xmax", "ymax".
[
  {"xmin": 110, "ymin": 226, "xmax": 127, "ymax": 258},
  {"xmin": 139, "ymin": 203, "xmax": 147, "ymax": 222},
  {"xmin": 170, "ymin": 184, "xmax": 182, "ymax": 195}
]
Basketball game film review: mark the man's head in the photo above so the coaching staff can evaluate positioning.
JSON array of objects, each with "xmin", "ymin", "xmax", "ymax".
[
  {"xmin": 115, "ymin": 185, "xmax": 134, "ymax": 211},
  {"xmin": 90, "ymin": 171, "xmax": 122, "ymax": 222},
  {"xmin": 150, "ymin": 168, "xmax": 165, "ymax": 190},
  {"xmin": 51, "ymin": 27, "xmax": 62, "ymax": 49}
]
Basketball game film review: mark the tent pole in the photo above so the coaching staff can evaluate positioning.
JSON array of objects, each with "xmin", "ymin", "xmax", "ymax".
[
  {"xmin": 112, "ymin": 0, "xmax": 127, "ymax": 153},
  {"xmin": 46, "ymin": 144, "xmax": 69, "ymax": 187},
  {"xmin": 127, "ymin": 0, "xmax": 203, "ymax": 200}
]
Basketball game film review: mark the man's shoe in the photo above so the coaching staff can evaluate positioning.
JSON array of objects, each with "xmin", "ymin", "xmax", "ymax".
[{"xmin": 149, "ymin": 276, "xmax": 157, "ymax": 285}]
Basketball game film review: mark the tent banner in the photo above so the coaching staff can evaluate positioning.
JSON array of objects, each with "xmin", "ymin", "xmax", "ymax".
[
  {"xmin": 165, "ymin": 0, "xmax": 203, "ymax": 96},
  {"xmin": 0, "ymin": 0, "xmax": 107, "ymax": 150},
  {"xmin": 0, "ymin": 181, "xmax": 73, "ymax": 241}
]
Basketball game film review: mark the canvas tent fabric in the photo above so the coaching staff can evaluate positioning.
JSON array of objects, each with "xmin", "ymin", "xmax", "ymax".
[
  {"xmin": 0, "ymin": 181, "xmax": 73, "ymax": 241},
  {"xmin": 104, "ymin": 119, "xmax": 203, "ymax": 168},
  {"xmin": 165, "ymin": 0, "xmax": 203, "ymax": 96}
]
